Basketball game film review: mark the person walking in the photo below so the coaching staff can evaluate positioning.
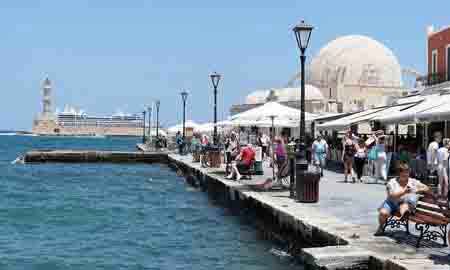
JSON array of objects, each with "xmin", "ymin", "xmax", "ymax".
[
  {"xmin": 375, "ymin": 134, "xmax": 387, "ymax": 183},
  {"xmin": 342, "ymin": 130, "xmax": 358, "ymax": 183},
  {"xmin": 261, "ymin": 133, "xmax": 270, "ymax": 160},
  {"xmin": 312, "ymin": 134, "xmax": 328, "ymax": 177},
  {"xmin": 175, "ymin": 131, "xmax": 184, "ymax": 155},
  {"xmin": 437, "ymin": 138, "xmax": 450, "ymax": 200},
  {"xmin": 354, "ymin": 139, "xmax": 367, "ymax": 183}
]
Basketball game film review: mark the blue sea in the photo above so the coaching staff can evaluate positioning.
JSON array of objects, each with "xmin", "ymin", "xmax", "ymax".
[{"xmin": 0, "ymin": 135, "xmax": 298, "ymax": 270}]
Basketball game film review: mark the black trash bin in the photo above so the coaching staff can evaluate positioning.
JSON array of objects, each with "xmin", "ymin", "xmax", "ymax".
[{"xmin": 296, "ymin": 170, "xmax": 320, "ymax": 203}]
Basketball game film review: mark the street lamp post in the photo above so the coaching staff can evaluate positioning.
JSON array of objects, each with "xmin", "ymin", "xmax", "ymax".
[
  {"xmin": 142, "ymin": 110, "xmax": 146, "ymax": 144},
  {"xmin": 180, "ymin": 91, "xmax": 189, "ymax": 139},
  {"xmin": 148, "ymin": 105, "xmax": 152, "ymax": 142},
  {"xmin": 156, "ymin": 100, "xmax": 160, "ymax": 139},
  {"xmin": 210, "ymin": 72, "xmax": 221, "ymax": 146},
  {"xmin": 293, "ymin": 20, "xmax": 313, "ymax": 171}
]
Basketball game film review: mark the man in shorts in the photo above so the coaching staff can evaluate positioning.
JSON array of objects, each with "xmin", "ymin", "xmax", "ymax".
[{"xmin": 374, "ymin": 162, "xmax": 431, "ymax": 236}]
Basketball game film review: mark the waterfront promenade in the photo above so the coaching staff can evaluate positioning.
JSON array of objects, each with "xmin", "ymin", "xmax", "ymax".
[{"xmin": 169, "ymin": 153, "xmax": 450, "ymax": 270}]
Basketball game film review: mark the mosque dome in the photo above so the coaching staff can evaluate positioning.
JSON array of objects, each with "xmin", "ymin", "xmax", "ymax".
[
  {"xmin": 244, "ymin": 85, "xmax": 324, "ymax": 105},
  {"xmin": 308, "ymin": 35, "xmax": 402, "ymax": 89}
]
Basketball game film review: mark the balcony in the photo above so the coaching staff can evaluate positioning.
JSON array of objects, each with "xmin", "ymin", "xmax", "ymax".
[{"xmin": 417, "ymin": 72, "xmax": 448, "ymax": 87}]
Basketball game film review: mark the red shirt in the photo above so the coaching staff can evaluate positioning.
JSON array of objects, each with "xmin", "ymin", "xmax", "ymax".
[{"xmin": 241, "ymin": 147, "xmax": 255, "ymax": 166}]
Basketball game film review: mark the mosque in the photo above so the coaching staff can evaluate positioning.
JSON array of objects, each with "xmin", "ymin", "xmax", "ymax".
[{"xmin": 230, "ymin": 35, "xmax": 408, "ymax": 116}]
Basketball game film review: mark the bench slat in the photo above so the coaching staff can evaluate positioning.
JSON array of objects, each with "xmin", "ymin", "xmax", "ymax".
[
  {"xmin": 417, "ymin": 203, "xmax": 450, "ymax": 216},
  {"xmin": 419, "ymin": 196, "xmax": 448, "ymax": 208},
  {"xmin": 409, "ymin": 212, "xmax": 449, "ymax": 225}
]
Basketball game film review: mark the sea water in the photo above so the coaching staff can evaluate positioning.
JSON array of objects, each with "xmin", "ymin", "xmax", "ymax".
[{"xmin": 0, "ymin": 136, "xmax": 299, "ymax": 269}]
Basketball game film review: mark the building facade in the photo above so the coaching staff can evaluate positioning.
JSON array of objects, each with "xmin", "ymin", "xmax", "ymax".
[{"xmin": 427, "ymin": 25, "xmax": 450, "ymax": 83}]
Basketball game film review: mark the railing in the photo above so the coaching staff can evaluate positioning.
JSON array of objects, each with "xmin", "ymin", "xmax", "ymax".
[{"xmin": 417, "ymin": 72, "xmax": 448, "ymax": 86}]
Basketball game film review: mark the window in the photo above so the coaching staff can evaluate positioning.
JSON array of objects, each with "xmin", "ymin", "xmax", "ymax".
[
  {"xmin": 432, "ymin": 49, "xmax": 438, "ymax": 75},
  {"xmin": 447, "ymin": 45, "xmax": 450, "ymax": 80}
]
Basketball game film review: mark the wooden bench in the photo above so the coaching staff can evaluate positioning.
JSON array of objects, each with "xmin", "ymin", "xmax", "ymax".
[{"xmin": 383, "ymin": 194, "xmax": 450, "ymax": 248}]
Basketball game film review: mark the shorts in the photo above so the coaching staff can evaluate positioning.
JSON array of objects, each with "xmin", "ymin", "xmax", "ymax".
[
  {"xmin": 343, "ymin": 153, "xmax": 353, "ymax": 162},
  {"xmin": 237, "ymin": 161, "xmax": 250, "ymax": 173},
  {"xmin": 379, "ymin": 197, "xmax": 418, "ymax": 215},
  {"xmin": 438, "ymin": 165, "xmax": 448, "ymax": 179}
]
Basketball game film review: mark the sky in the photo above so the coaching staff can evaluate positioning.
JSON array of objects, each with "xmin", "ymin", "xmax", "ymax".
[{"xmin": 1, "ymin": 1, "xmax": 450, "ymax": 131}]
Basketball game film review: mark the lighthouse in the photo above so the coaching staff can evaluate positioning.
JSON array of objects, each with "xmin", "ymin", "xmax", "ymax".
[
  {"xmin": 32, "ymin": 77, "xmax": 58, "ymax": 135},
  {"xmin": 41, "ymin": 77, "xmax": 53, "ymax": 119}
]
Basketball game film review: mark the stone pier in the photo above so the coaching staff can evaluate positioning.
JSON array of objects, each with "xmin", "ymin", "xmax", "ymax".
[{"xmin": 168, "ymin": 154, "xmax": 450, "ymax": 270}]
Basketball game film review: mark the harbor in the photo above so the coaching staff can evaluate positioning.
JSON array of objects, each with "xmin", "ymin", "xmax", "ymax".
[
  {"xmin": 21, "ymin": 147, "xmax": 450, "ymax": 269},
  {"xmin": 4, "ymin": 2, "xmax": 450, "ymax": 269}
]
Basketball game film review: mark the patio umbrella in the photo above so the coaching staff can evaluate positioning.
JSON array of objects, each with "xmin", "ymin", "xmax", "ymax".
[
  {"xmin": 167, "ymin": 120, "xmax": 200, "ymax": 134},
  {"xmin": 231, "ymin": 101, "xmax": 316, "ymax": 122}
]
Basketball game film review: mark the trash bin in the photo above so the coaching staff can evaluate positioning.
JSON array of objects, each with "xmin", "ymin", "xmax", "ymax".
[
  {"xmin": 296, "ymin": 170, "xmax": 320, "ymax": 203},
  {"xmin": 254, "ymin": 160, "xmax": 263, "ymax": 175}
]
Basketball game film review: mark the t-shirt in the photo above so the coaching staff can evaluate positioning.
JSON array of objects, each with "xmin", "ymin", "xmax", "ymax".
[
  {"xmin": 355, "ymin": 147, "xmax": 367, "ymax": 158},
  {"xmin": 427, "ymin": 141, "xmax": 439, "ymax": 166},
  {"xmin": 241, "ymin": 147, "xmax": 255, "ymax": 166},
  {"xmin": 275, "ymin": 144, "xmax": 286, "ymax": 159},
  {"xmin": 226, "ymin": 139, "xmax": 238, "ymax": 153},
  {"xmin": 313, "ymin": 140, "xmax": 328, "ymax": 154},
  {"xmin": 386, "ymin": 177, "xmax": 424, "ymax": 203}
]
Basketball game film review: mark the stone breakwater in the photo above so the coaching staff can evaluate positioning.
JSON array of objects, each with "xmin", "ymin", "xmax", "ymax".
[
  {"xmin": 23, "ymin": 150, "xmax": 168, "ymax": 164},
  {"xmin": 22, "ymin": 149, "xmax": 447, "ymax": 270}
]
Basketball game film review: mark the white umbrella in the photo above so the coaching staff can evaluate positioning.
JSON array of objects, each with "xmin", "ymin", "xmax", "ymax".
[
  {"xmin": 231, "ymin": 101, "xmax": 316, "ymax": 121},
  {"xmin": 149, "ymin": 128, "xmax": 167, "ymax": 137},
  {"xmin": 167, "ymin": 120, "xmax": 200, "ymax": 133},
  {"xmin": 231, "ymin": 102, "xmax": 317, "ymax": 181}
]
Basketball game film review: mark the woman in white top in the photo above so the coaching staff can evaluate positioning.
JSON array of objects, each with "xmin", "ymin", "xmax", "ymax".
[
  {"xmin": 375, "ymin": 134, "xmax": 387, "ymax": 183},
  {"xmin": 437, "ymin": 138, "xmax": 450, "ymax": 199},
  {"xmin": 353, "ymin": 139, "xmax": 367, "ymax": 183}
]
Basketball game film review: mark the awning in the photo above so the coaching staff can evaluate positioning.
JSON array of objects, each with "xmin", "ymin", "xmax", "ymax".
[
  {"xmin": 317, "ymin": 104, "xmax": 411, "ymax": 130},
  {"xmin": 416, "ymin": 97, "xmax": 450, "ymax": 122},
  {"xmin": 374, "ymin": 94, "xmax": 450, "ymax": 124}
]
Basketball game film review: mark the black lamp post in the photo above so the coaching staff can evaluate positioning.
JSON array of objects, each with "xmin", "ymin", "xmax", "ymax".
[
  {"xmin": 142, "ymin": 110, "xmax": 146, "ymax": 144},
  {"xmin": 156, "ymin": 100, "xmax": 160, "ymax": 139},
  {"xmin": 148, "ymin": 105, "xmax": 152, "ymax": 140},
  {"xmin": 180, "ymin": 90, "xmax": 189, "ymax": 139},
  {"xmin": 210, "ymin": 72, "xmax": 221, "ymax": 146},
  {"xmin": 293, "ymin": 20, "xmax": 314, "ymax": 172}
]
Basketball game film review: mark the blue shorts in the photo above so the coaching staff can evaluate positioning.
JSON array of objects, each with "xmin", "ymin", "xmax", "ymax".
[
  {"xmin": 380, "ymin": 197, "xmax": 418, "ymax": 215},
  {"xmin": 379, "ymin": 200, "xmax": 399, "ymax": 215}
]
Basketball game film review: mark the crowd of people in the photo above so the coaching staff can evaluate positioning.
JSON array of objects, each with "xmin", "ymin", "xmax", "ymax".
[{"xmin": 174, "ymin": 127, "xmax": 450, "ymax": 238}]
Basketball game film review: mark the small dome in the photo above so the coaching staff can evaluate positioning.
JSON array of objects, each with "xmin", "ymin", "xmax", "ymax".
[
  {"xmin": 245, "ymin": 90, "xmax": 270, "ymax": 104},
  {"xmin": 244, "ymin": 85, "xmax": 324, "ymax": 104},
  {"xmin": 309, "ymin": 35, "xmax": 402, "ymax": 89},
  {"xmin": 276, "ymin": 86, "xmax": 324, "ymax": 102}
]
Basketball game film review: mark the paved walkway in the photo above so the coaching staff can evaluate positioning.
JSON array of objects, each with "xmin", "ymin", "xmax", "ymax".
[{"xmin": 171, "ymin": 154, "xmax": 450, "ymax": 269}]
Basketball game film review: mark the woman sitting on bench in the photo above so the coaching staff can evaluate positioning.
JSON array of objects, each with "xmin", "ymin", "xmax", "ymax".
[
  {"xmin": 375, "ymin": 162, "xmax": 431, "ymax": 236},
  {"xmin": 226, "ymin": 144, "xmax": 255, "ymax": 181}
]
